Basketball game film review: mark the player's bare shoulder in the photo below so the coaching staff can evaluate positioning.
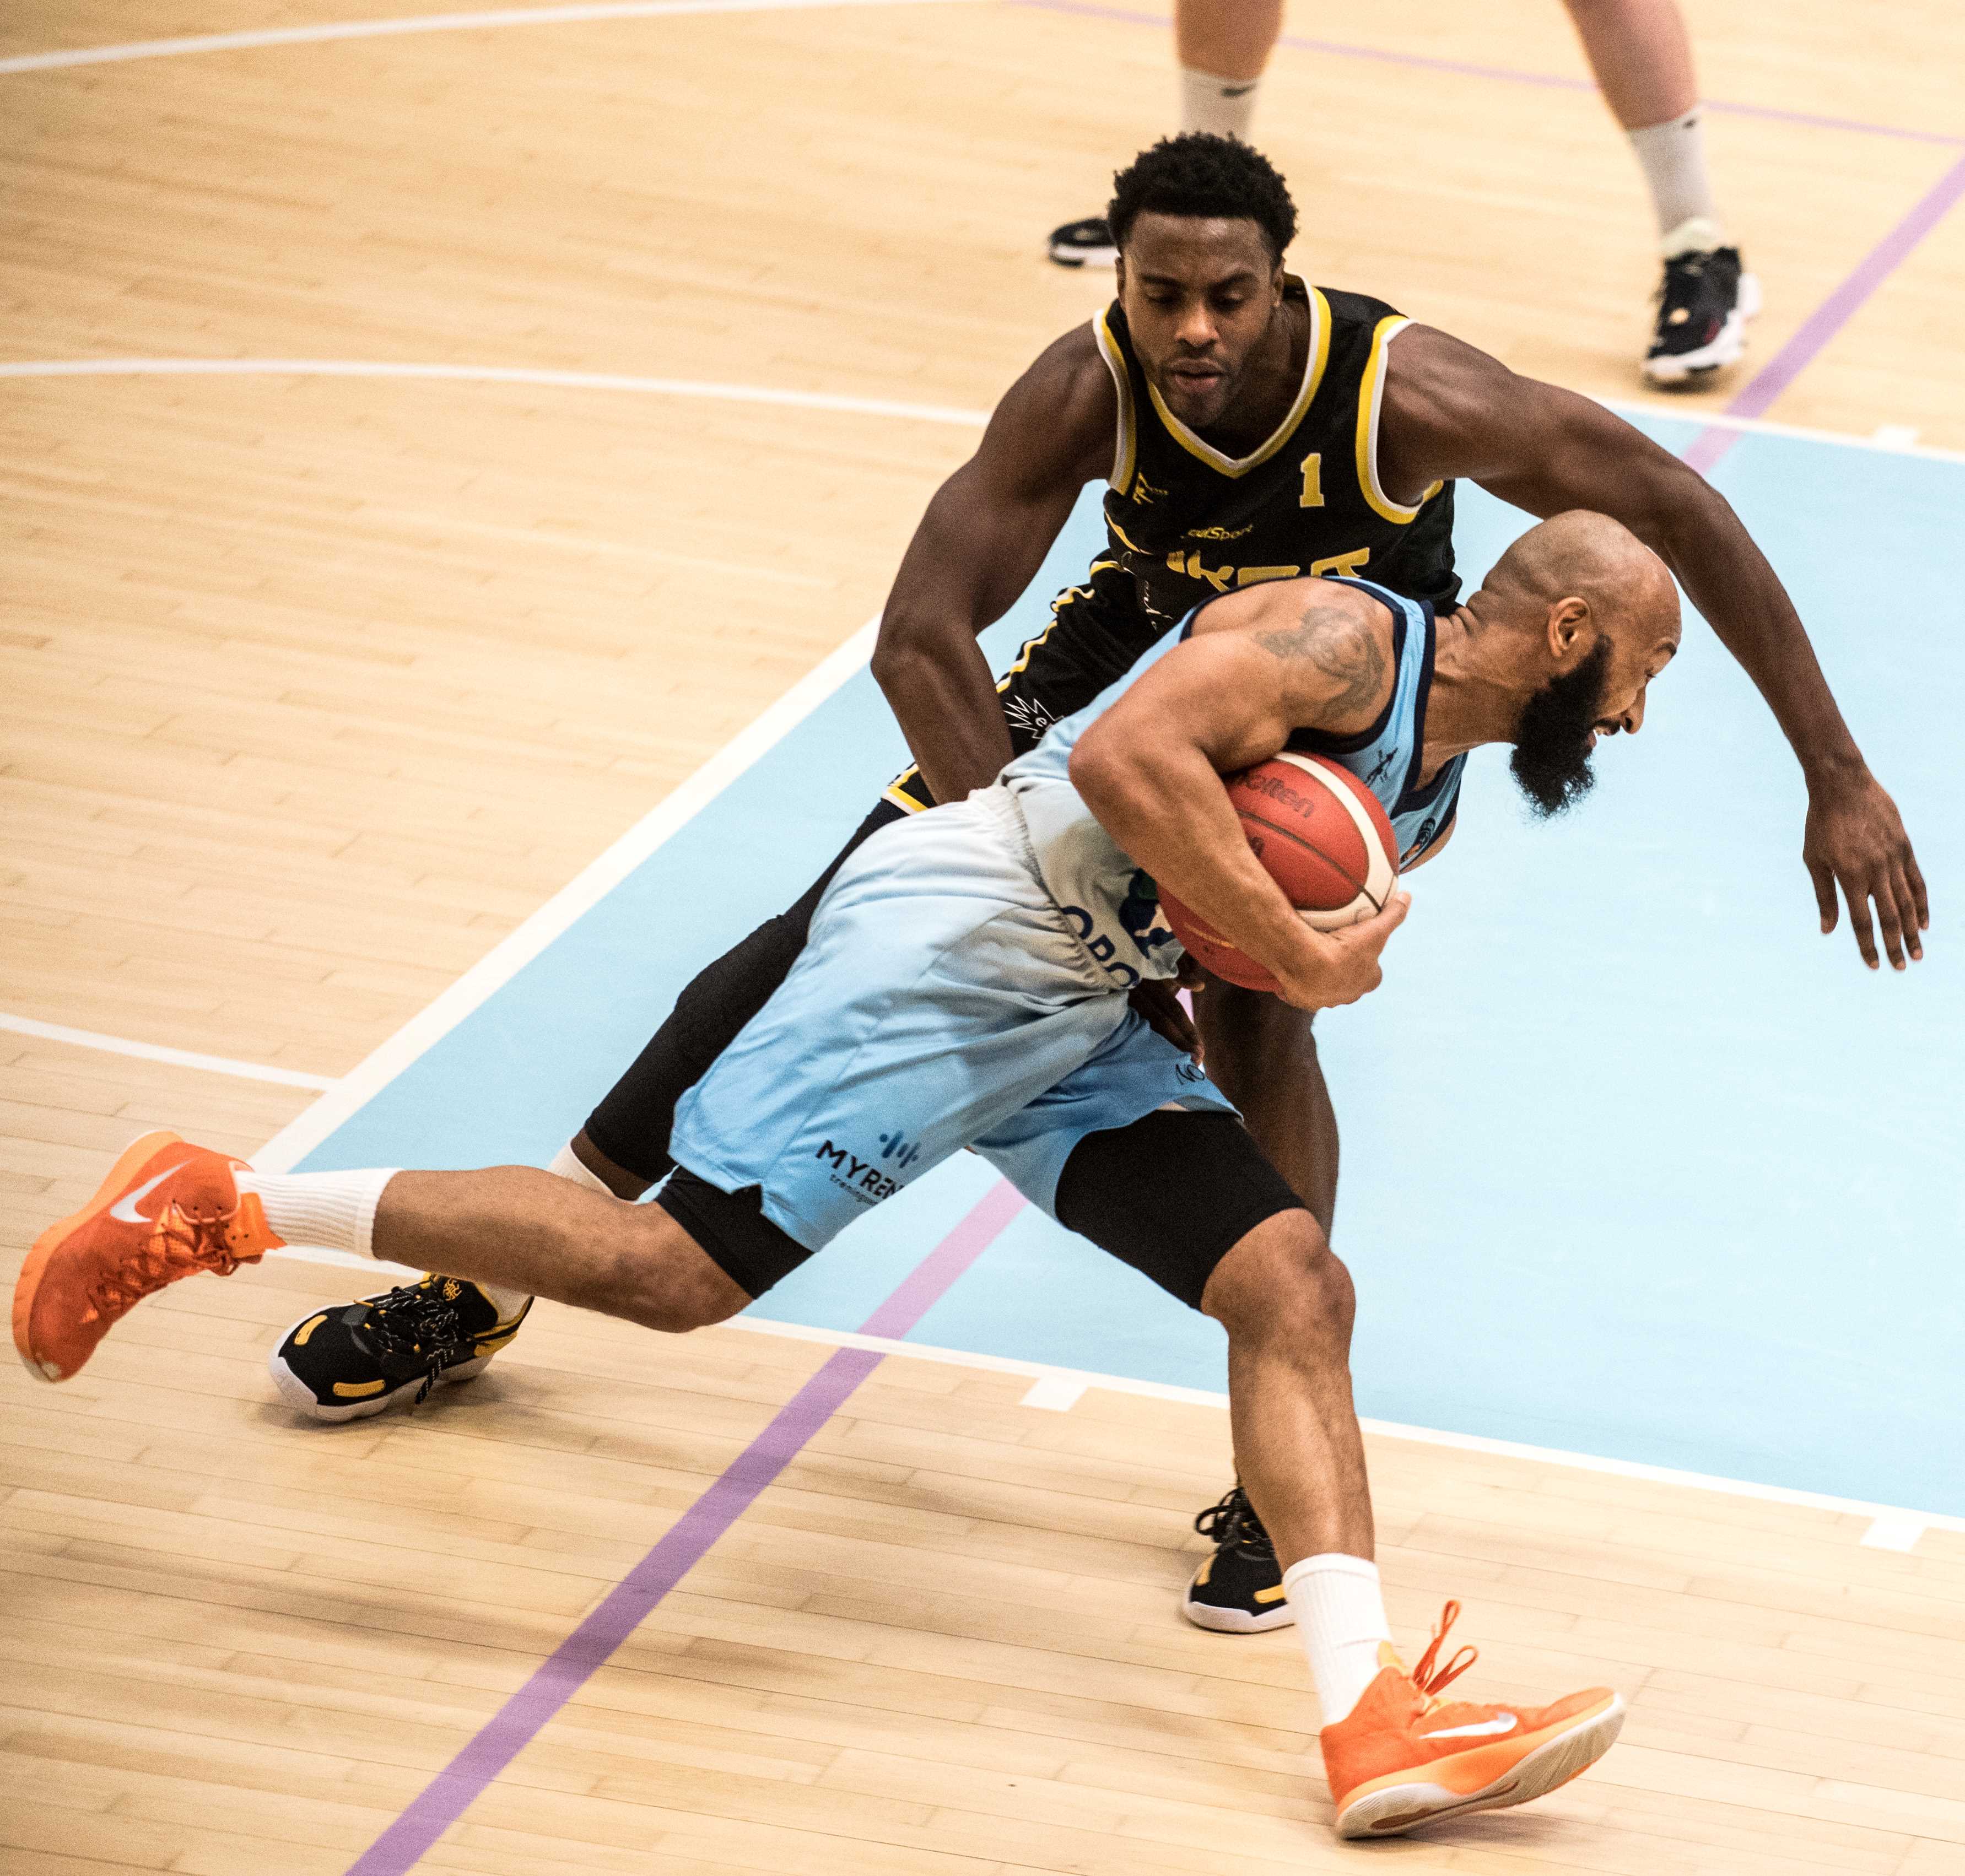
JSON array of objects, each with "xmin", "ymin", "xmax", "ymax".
[
  {"xmin": 1194, "ymin": 576, "xmax": 1396, "ymax": 736},
  {"xmin": 981, "ymin": 321, "xmax": 1122, "ymax": 491}
]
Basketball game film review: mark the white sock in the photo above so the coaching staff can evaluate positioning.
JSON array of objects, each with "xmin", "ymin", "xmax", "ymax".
[
  {"xmin": 236, "ymin": 1167, "xmax": 397, "ymax": 1261},
  {"xmin": 549, "ymin": 1139, "xmax": 616, "ymax": 1196},
  {"xmin": 1180, "ymin": 66, "xmax": 1261, "ymax": 142},
  {"xmin": 1627, "ymin": 107, "xmax": 1723, "ymax": 248},
  {"xmin": 1283, "ymin": 1553, "xmax": 1395, "ymax": 1726}
]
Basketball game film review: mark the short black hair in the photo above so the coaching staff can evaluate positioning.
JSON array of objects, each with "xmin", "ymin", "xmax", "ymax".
[{"xmin": 1107, "ymin": 133, "xmax": 1297, "ymax": 262}]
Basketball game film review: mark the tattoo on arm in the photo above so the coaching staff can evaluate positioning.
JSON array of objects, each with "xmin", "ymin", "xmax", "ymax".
[{"xmin": 1253, "ymin": 607, "xmax": 1389, "ymax": 718}]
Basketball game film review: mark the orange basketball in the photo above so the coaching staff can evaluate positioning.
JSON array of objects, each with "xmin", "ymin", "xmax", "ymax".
[{"xmin": 1159, "ymin": 753, "xmax": 1401, "ymax": 993}]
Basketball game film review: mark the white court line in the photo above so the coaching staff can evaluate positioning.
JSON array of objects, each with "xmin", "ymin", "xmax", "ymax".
[
  {"xmin": 1019, "ymin": 1375, "xmax": 1088, "ymax": 1411},
  {"xmin": 0, "ymin": 1013, "xmax": 338, "ymax": 1089},
  {"xmin": 260, "ymin": 1240, "xmax": 1965, "ymax": 1545},
  {"xmin": 719, "ymin": 1317, "xmax": 1965, "ymax": 1540},
  {"xmin": 252, "ymin": 616, "xmax": 881, "ymax": 1172},
  {"xmin": 0, "ymin": 359, "xmax": 990, "ymax": 430},
  {"xmin": 0, "ymin": 0, "xmax": 975, "ymax": 77},
  {"xmin": 1860, "ymin": 1513, "xmax": 1930, "ymax": 1551},
  {"xmin": 7, "ymin": 356, "xmax": 1963, "ymax": 467}
]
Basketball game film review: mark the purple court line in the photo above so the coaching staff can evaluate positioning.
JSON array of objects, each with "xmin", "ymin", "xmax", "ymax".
[
  {"xmin": 1010, "ymin": 0, "xmax": 1965, "ymax": 148},
  {"xmin": 343, "ymin": 1176, "xmax": 1028, "ymax": 1876},
  {"xmin": 1680, "ymin": 149, "xmax": 1965, "ymax": 476}
]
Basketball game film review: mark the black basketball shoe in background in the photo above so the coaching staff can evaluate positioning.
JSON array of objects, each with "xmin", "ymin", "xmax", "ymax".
[
  {"xmin": 1643, "ymin": 229, "xmax": 1760, "ymax": 387},
  {"xmin": 269, "ymin": 1275, "xmax": 530, "ymax": 1421},
  {"xmin": 1183, "ymin": 1482, "xmax": 1294, "ymax": 1631},
  {"xmin": 1048, "ymin": 215, "xmax": 1118, "ymax": 268}
]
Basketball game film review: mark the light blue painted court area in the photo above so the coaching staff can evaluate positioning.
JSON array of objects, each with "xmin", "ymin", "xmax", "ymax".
[{"xmin": 300, "ymin": 414, "xmax": 1963, "ymax": 1522}]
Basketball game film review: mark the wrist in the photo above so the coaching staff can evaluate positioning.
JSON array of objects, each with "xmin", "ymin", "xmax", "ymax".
[{"xmin": 1799, "ymin": 742, "xmax": 1869, "ymax": 793}]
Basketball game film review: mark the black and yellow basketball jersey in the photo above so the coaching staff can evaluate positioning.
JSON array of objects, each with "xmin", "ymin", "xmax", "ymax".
[{"xmin": 887, "ymin": 277, "xmax": 1459, "ymax": 812}]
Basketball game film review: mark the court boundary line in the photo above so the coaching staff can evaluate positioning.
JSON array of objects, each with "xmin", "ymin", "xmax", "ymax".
[
  {"xmin": 262, "ymin": 1240, "xmax": 1961, "ymax": 1542},
  {"xmin": 0, "ymin": 0, "xmax": 978, "ymax": 78},
  {"xmin": 0, "ymin": 1013, "xmax": 338, "ymax": 1089},
  {"xmin": 7, "ymin": 356, "xmax": 1965, "ymax": 465}
]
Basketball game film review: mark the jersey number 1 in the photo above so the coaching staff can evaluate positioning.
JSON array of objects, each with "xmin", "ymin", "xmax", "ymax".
[{"xmin": 1300, "ymin": 452, "xmax": 1324, "ymax": 508}]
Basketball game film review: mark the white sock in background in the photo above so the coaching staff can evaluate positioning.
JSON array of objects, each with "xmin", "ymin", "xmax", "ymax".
[
  {"xmin": 1283, "ymin": 1553, "xmax": 1396, "ymax": 1725},
  {"xmin": 1180, "ymin": 66, "xmax": 1261, "ymax": 142},
  {"xmin": 1626, "ymin": 107, "xmax": 1723, "ymax": 249},
  {"xmin": 236, "ymin": 1167, "xmax": 398, "ymax": 1261}
]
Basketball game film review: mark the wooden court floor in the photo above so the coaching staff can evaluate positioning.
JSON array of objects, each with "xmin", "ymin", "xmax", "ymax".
[{"xmin": 6, "ymin": 0, "xmax": 1965, "ymax": 1868}]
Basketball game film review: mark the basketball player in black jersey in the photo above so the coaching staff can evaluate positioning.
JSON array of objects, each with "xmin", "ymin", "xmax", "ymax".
[{"xmin": 275, "ymin": 136, "xmax": 1927, "ymax": 1627}]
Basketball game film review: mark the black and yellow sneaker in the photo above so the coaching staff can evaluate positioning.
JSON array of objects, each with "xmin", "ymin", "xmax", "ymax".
[
  {"xmin": 268, "ymin": 1275, "xmax": 530, "ymax": 1423},
  {"xmin": 1183, "ymin": 1482, "xmax": 1294, "ymax": 1632},
  {"xmin": 1048, "ymin": 214, "xmax": 1118, "ymax": 268},
  {"xmin": 1642, "ymin": 218, "xmax": 1760, "ymax": 387}
]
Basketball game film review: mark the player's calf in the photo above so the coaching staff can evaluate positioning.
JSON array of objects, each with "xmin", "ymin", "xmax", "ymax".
[{"xmin": 16, "ymin": 1140, "xmax": 753, "ymax": 1390}]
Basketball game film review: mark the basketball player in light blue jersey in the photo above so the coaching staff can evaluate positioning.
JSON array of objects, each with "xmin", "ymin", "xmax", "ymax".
[{"xmin": 20, "ymin": 512, "xmax": 1685, "ymax": 1840}]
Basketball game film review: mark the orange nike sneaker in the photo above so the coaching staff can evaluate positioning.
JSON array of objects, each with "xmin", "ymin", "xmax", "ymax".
[
  {"xmin": 1321, "ymin": 1601, "xmax": 1624, "ymax": 1839},
  {"xmin": 13, "ymin": 1130, "xmax": 284, "ymax": 1383}
]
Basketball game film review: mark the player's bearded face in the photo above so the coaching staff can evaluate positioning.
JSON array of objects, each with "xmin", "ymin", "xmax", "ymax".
[{"xmin": 1511, "ymin": 636, "xmax": 1613, "ymax": 818}]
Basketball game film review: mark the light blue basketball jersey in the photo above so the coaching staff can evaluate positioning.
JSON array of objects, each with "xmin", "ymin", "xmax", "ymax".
[
  {"xmin": 1286, "ymin": 578, "xmax": 1465, "ymax": 868},
  {"xmin": 998, "ymin": 575, "xmax": 1464, "ymax": 984}
]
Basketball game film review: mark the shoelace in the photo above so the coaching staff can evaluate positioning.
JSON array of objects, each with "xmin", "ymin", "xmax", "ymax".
[
  {"xmin": 84, "ymin": 1204, "xmax": 250, "ymax": 1322},
  {"xmin": 361, "ymin": 1282, "xmax": 474, "ymax": 1404},
  {"xmin": 1410, "ymin": 1599, "xmax": 1480, "ymax": 1710},
  {"xmin": 1192, "ymin": 1482, "xmax": 1275, "ymax": 1561}
]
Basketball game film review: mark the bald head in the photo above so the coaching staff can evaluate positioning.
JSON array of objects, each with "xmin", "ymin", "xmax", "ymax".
[
  {"xmin": 1453, "ymin": 511, "xmax": 1683, "ymax": 818},
  {"xmin": 1483, "ymin": 510, "xmax": 1680, "ymax": 644}
]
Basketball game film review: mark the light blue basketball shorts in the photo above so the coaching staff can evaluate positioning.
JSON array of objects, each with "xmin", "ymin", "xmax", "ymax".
[{"xmin": 668, "ymin": 783, "xmax": 1236, "ymax": 1252}]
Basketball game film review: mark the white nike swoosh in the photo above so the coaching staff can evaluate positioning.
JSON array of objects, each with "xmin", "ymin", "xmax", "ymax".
[
  {"xmin": 1419, "ymin": 1714, "xmax": 1519, "ymax": 1740},
  {"xmin": 108, "ymin": 1163, "xmax": 188, "ymax": 1226}
]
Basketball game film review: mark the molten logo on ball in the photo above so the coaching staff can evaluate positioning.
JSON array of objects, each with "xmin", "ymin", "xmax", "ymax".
[{"xmin": 1159, "ymin": 753, "xmax": 1400, "ymax": 992}]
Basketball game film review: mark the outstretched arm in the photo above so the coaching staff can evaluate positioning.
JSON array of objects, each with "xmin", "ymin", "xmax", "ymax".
[
  {"xmin": 870, "ymin": 327, "xmax": 1117, "ymax": 806},
  {"xmin": 1380, "ymin": 325, "xmax": 1928, "ymax": 971},
  {"xmin": 1070, "ymin": 591, "xmax": 1408, "ymax": 1012}
]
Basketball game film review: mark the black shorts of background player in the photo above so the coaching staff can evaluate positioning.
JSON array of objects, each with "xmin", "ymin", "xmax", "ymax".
[{"xmin": 279, "ymin": 135, "xmax": 1923, "ymax": 1624}]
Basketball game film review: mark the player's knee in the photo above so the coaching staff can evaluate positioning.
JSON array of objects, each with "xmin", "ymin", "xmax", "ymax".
[
  {"xmin": 1202, "ymin": 1208, "xmax": 1354, "ymax": 1353},
  {"xmin": 604, "ymin": 1209, "xmax": 748, "ymax": 1334}
]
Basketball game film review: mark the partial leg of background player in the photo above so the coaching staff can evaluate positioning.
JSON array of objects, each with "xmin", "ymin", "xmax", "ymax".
[
  {"xmin": 1176, "ymin": 0, "xmax": 1283, "ymax": 121},
  {"xmin": 1047, "ymin": 0, "xmax": 1283, "ymax": 266},
  {"xmin": 1562, "ymin": 0, "xmax": 1758, "ymax": 383}
]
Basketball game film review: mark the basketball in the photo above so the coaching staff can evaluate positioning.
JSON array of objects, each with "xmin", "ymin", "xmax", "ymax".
[{"xmin": 1159, "ymin": 753, "xmax": 1400, "ymax": 992}]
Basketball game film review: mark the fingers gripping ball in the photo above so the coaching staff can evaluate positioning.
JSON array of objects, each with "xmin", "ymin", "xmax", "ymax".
[{"xmin": 1160, "ymin": 754, "xmax": 1400, "ymax": 992}]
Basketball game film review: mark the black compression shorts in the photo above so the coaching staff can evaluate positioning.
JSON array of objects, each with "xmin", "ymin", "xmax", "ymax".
[{"xmin": 658, "ymin": 1107, "xmax": 1304, "ymax": 1313}]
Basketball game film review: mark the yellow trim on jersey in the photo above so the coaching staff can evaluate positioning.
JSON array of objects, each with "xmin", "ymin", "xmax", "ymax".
[
  {"xmin": 1141, "ymin": 285, "xmax": 1332, "ymax": 479},
  {"xmin": 1093, "ymin": 311, "xmax": 1137, "ymax": 494},
  {"xmin": 1354, "ymin": 315, "xmax": 1443, "ymax": 524}
]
